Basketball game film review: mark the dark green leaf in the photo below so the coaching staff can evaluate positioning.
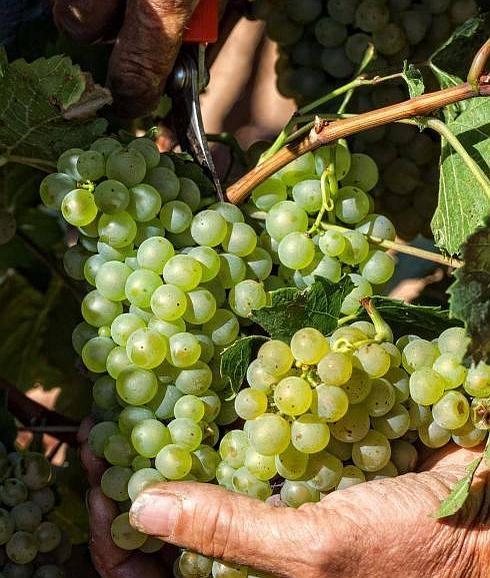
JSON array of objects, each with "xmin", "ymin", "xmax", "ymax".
[
  {"xmin": 434, "ymin": 457, "xmax": 482, "ymax": 518},
  {"xmin": 448, "ymin": 220, "xmax": 490, "ymax": 364},
  {"xmin": 251, "ymin": 276, "xmax": 354, "ymax": 342},
  {"xmin": 357, "ymin": 296, "xmax": 460, "ymax": 341},
  {"xmin": 220, "ymin": 335, "xmax": 268, "ymax": 395},
  {"xmin": 431, "ymin": 98, "xmax": 490, "ymax": 256},
  {"xmin": 168, "ymin": 153, "xmax": 216, "ymax": 196},
  {"xmin": 0, "ymin": 391, "xmax": 17, "ymax": 451},
  {"xmin": 0, "ymin": 48, "xmax": 110, "ymax": 162},
  {"xmin": 401, "ymin": 62, "xmax": 424, "ymax": 98},
  {"xmin": 0, "ymin": 211, "xmax": 16, "ymax": 245}
]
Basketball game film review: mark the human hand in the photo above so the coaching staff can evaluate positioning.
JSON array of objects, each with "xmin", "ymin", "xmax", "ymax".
[
  {"xmin": 128, "ymin": 444, "xmax": 489, "ymax": 578},
  {"xmin": 52, "ymin": 0, "xmax": 204, "ymax": 118}
]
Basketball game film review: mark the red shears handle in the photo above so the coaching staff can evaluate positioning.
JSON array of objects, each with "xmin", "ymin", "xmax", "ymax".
[{"xmin": 183, "ymin": 0, "xmax": 219, "ymax": 43}]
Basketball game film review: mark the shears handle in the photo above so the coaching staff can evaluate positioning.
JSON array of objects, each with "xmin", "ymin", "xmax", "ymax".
[{"xmin": 183, "ymin": 0, "xmax": 219, "ymax": 43}]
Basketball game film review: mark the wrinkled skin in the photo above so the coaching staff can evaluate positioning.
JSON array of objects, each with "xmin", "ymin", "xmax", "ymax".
[
  {"xmin": 52, "ymin": 0, "xmax": 198, "ymax": 117},
  {"xmin": 79, "ymin": 418, "xmax": 489, "ymax": 578}
]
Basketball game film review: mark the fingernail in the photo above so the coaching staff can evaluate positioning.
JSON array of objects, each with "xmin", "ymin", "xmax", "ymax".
[{"xmin": 130, "ymin": 491, "xmax": 181, "ymax": 537}]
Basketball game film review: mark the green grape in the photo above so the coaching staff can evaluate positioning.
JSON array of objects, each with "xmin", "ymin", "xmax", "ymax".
[
  {"xmin": 222, "ymin": 223, "xmax": 257, "ymax": 257},
  {"xmin": 373, "ymin": 403, "xmax": 410, "ymax": 439},
  {"xmin": 331, "ymin": 405, "xmax": 370, "ymax": 443},
  {"xmin": 155, "ymin": 444, "xmax": 192, "ymax": 479},
  {"xmin": 331, "ymin": 325, "xmax": 367, "ymax": 347},
  {"xmin": 125, "ymin": 269, "xmax": 163, "ymax": 309},
  {"xmin": 380, "ymin": 342, "xmax": 402, "ymax": 368},
  {"xmin": 40, "ymin": 173, "xmax": 77, "ymax": 210},
  {"xmin": 234, "ymin": 388, "xmax": 268, "ymax": 420},
  {"xmin": 385, "ymin": 367, "xmax": 410, "ymax": 403},
  {"xmin": 175, "ymin": 361, "xmax": 213, "ymax": 395},
  {"xmin": 168, "ymin": 332, "xmax": 201, "ymax": 368},
  {"xmin": 11, "ymin": 500, "xmax": 42, "ymax": 533},
  {"xmin": 452, "ymin": 420, "xmax": 487, "ymax": 449},
  {"xmin": 317, "ymin": 351, "xmax": 352, "ymax": 386},
  {"xmin": 176, "ymin": 177, "xmax": 201, "ymax": 211},
  {"xmin": 190, "ymin": 210, "xmax": 227, "ymax": 247},
  {"xmin": 127, "ymin": 468, "xmax": 165, "ymax": 503},
  {"xmin": 243, "ymin": 448, "xmax": 277, "ymax": 481},
  {"xmin": 63, "ymin": 246, "xmax": 89, "ymax": 281},
  {"xmin": 252, "ymin": 176, "xmax": 287, "ymax": 211},
  {"xmin": 437, "ymin": 327, "xmax": 469, "ymax": 356},
  {"xmin": 315, "ymin": 142, "xmax": 351, "ymax": 180},
  {"xmin": 97, "ymin": 240, "xmax": 134, "ymax": 261},
  {"xmin": 352, "ymin": 430, "xmax": 390, "ymax": 472},
  {"xmin": 231, "ymin": 467, "xmax": 271, "ymax": 500},
  {"xmin": 407, "ymin": 398, "xmax": 432, "ymax": 430},
  {"xmin": 341, "ymin": 273, "xmax": 373, "ymax": 315},
  {"xmin": 131, "ymin": 419, "xmax": 171, "ymax": 458},
  {"xmin": 150, "ymin": 284, "xmax": 187, "ymax": 322},
  {"xmin": 88, "ymin": 421, "xmax": 119, "ymax": 457},
  {"xmin": 144, "ymin": 167, "xmax": 180, "ymax": 202},
  {"xmin": 215, "ymin": 462, "xmax": 236, "ymax": 489},
  {"xmin": 6, "ymin": 531, "xmax": 38, "ymax": 564},
  {"xmin": 100, "ymin": 466, "xmax": 132, "ymax": 501},
  {"xmin": 163, "ymin": 255, "xmax": 202, "ymax": 292},
  {"xmin": 319, "ymin": 230, "xmax": 345, "ymax": 257},
  {"xmin": 402, "ymin": 339, "xmax": 439, "ymax": 374},
  {"xmin": 286, "ymin": 0, "xmax": 321, "ymax": 23},
  {"xmin": 336, "ymin": 465, "xmax": 365, "ymax": 490},
  {"xmin": 305, "ymin": 451, "xmax": 342, "ymax": 491},
  {"xmin": 200, "ymin": 392, "xmax": 221, "ymax": 422},
  {"xmin": 98, "ymin": 212, "xmax": 137, "ymax": 248},
  {"xmin": 188, "ymin": 247, "xmax": 220, "ymax": 282},
  {"xmin": 433, "ymin": 353, "xmax": 467, "ymax": 389},
  {"xmin": 265, "ymin": 201, "xmax": 308, "ymax": 241},
  {"xmin": 279, "ymin": 480, "xmax": 318, "ymax": 508},
  {"xmin": 265, "ymin": 11, "xmax": 303, "ymax": 46},
  {"xmin": 354, "ymin": 343, "xmax": 391, "ymax": 378},
  {"xmin": 72, "ymin": 321, "xmax": 97, "ymax": 355},
  {"xmin": 290, "ymin": 327, "xmax": 329, "ymax": 365},
  {"xmin": 418, "ymin": 421, "xmax": 451, "ymax": 449},
  {"xmin": 359, "ymin": 250, "xmax": 395, "ymax": 285},
  {"xmin": 117, "ymin": 367, "xmax": 158, "ymax": 405},
  {"xmin": 312, "ymin": 384, "xmax": 349, "ymax": 422},
  {"xmin": 219, "ymin": 430, "xmax": 248, "ymax": 468},
  {"xmin": 104, "ymin": 433, "xmax": 136, "ymax": 467},
  {"xmin": 291, "ymin": 179, "xmax": 323, "ymax": 213},
  {"xmin": 325, "ymin": 438, "xmax": 351, "ymax": 462},
  {"xmin": 257, "ymin": 340, "xmax": 294, "ymax": 377},
  {"xmin": 246, "ymin": 359, "xmax": 278, "ymax": 393},
  {"xmin": 345, "ymin": 32, "xmax": 371, "ymax": 64},
  {"xmin": 342, "ymin": 368, "xmax": 372, "ymax": 404},
  {"xmin": 82, "ymin": 290, "xmax": 123, "ymax": 328},
  {"xmin": 278, "ymin": 232, "xmax": 315, "ymax": 270},
  {"xmin": 149, "ymin": 317, "xmax": 186, "ymax": 339},
  {"xmin": 168, "ymin": 418, "xmax": 202, "ymax": 451},
  {"xmin": 390, "ymin": 439, "xmax": 418, "ymax": 474},
  {"xmin": 160, "ymin": 200, "xmax": 192, "ymax": 233},
  {"xmin": 178, "ymin": 550, "xmax": 213, "ymax": 578},
  {"xmin": 82, "ymin": 336, "xmax": 115, "ymax": 373},
  {"xmin": 291, "ymin": 414, "xmax": 330, "ymax": 453},
  {"xmin": 335, "ymin": 186, "xmax": 370, "ymax": 224},
  {"xmin": 355, "ymin": 214, "xmax": 396, "ymax": 241},
  {"xmin": 148, "ymin": 385, "xmax": 182, "ymax": 420},
  {"xmin": 174, "ymin": 395, "xmax": 205, "ymax": 421},
  {"xmin": 274, "ymin": 376, "xmax": 312, "ymax": 416},
  {"xmin": 135, "ymin": 219, "xmax": 165, "ymax": 245},
  {"xmin": 202, "ymin": 309, "xmax": 239, "ymax": 347},
  {"xmin": 0, "ymin": 509, "xmax": 14, "ymax": 545},
  {"xmin": 118, "ymin": 406, "xmax": 154, "ymax": 436},
  {"xmin": 111, "ymin": 512, "xmax": 147, "ymax": 550},
  {"xmin": 184, "ymin": 288, "xmax": 216, "ymax": 325},
  {"xmin": 275, "ymin": 443, "xmax": 308, "ymax": 479},
  {"xmin": 127, "ymin": 184, "xmax": 162, "ymax": 222},
  {"xmin": 95, "ymin": 261, "xmax": 132, "ymax": 302},
  {"xmin": 93, "ymin": 375, "xmax": 118, "ymax": 410},
  {"xmin": 128, "ymin": 138, "xmax": 160, "ymax": 170},
  {"xmin": 228, "ymin": 280, "xmax": 266, "ymax": 318},
  {"xmin": 464, "ymin": 363, "xmax": 490, "ymax": 398},
  {"xmin": 320, "ymin": 46, "xmax": 354, "ymax": 79},
  {"xmin": 190, "ymin": 331, "xmax": 214, "ymax": 363},
  {"xmin": 91, "ymin": 136, "xmax": 122, "ymax": 159},
  {"xmin": 0, "ymin": 479, "xmax": 29, "ymax": 509},
  {"xmin": 327, "ymin": 0, "xmax": 357, "ymax": 23},
  {"xmin": 209, "ymin": 202, "xmax": 244, "ymax": 224},
  {"xmin": 106, "ymin": 345, "xmax": 132, "ymax": 378},
  {"xmin": 106, "ymin": 149, "xmax": 146, "ymax": 187},
  {"xmin": 77, "ymin": 150, "xmax": 105, "ymax": 181},
  {"xmin": 432, "ymin": 391, "xmax": 469, "ymax": 430},
  {"xmin": 248, "ymin": 414, "xmax": 290, "ymax": 456},
  {"xmin": 278, "ymin": 153, "xmax": 316, "ymax": 186},
  {"xmin": 110, "ymin": 313, "xmax": 146, "ymax": 346},
  {"xmin": 364, "ymin": 378, "xmax": 396, "ymax": 417},
  {"xmin": 57, "ymin": 148, "xmax": 82, "ymax": 179},
  {"xmin": 410, "ymin": 368, "xmax": 447, "ymax": 406},
  {"xmin": 61, "ymin": 189, "xmax": 97, "ymax": 227},
  {"xmin": 355, "ymin": 0, "xmax": 389, "ymax": 32},
  {"xmin": 365, "ymin": 461, "xmax": 399, "ymax": 481},
  {"xmin": 339, "ymin": 230, "xmax": 369, "ymax": 265},
  {"xmin": 315, "ymin": 16, "xmax": 347, "ymax": 47},
  {"xmin": 217, "ymin": 254, "xmax": 246, "ymax": 288},
  {"xmin": 29, "ymin": 486, "xmax": 56, "ymax": 514}
]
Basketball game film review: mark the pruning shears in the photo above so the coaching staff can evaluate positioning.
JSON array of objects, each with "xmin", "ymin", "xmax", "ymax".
[{"xmin": 169, "ymin": 0, "xmax": 223, "ymax": 199}]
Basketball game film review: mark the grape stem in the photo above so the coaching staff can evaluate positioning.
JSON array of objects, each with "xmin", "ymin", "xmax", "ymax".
[
  {"xmin": 360, "ymin": 297, "xmax": 393, "ymax": 343},
  {"xmin": 319, "ymin": 222, "xmax": 464, "ymax": 268},
  {"xmin": 307, "ymin": 157, "xmax": 335, "ymax": 235},
  {"xmin": 467, "ymin": 39, "xmax": 490, "ymax": 92},
  {"xmin": 227, "ymin": 71, "xmax": 490, "ymax": 203}
]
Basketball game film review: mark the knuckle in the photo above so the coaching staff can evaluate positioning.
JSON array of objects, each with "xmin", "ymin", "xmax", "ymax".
[{"xmin": 197, "ymin": 499, "xmax": 235, "ymax": 559}]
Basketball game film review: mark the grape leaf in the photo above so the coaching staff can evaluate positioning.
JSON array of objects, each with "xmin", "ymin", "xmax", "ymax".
[
  {"xmin": 430, "ymin": 97, "xmax": 490, "ymax": 256},
  {"xmin": 448, "ymin": 220, "xmax": 490, "ymax": 364},
  {"xmin": 251, "ymin": 276, "xmax": 354, "ymax": 343},
  {"xmin": 220, "ymin": 335, "xmax": 268, "ymax": 395},
  {"xmin": 434, "ymin": 457, "xmax": 482, "ymax": 519},
  {"xmin": 357, "ymin": 296, "xmax": 459, "ymax": 340},
  {"xmin": 168, "ymin": 152, "xmax": 215, "ymax": 196},
  {"xmin": 0, "ymin": 47, "xmax": 110, "ymax": 162},
  {"xmin": 401, "ymin": 62, "xmax": 424, "ymax": 98}
]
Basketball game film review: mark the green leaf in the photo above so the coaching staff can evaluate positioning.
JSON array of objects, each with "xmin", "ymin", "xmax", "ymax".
[
  {"xmin": 0, "ymin": 48, "xmax": 110, "ymax": 162},
  {"xmin": 431, "ymin": 98, "xmax": 490, "ymax": 256},
  {"xmin": 0, "ymin": 391, "xmax": 17, "ymax": 451},
  {"xmin": 434, "ymin": 457, "xmax": 482, "ymax": 519},
  {"xmin": 448, "ymin": 220, "xmax": 490, "ymax": 364},
  {"xmin": 220, "ymin": 335, "xmax": 268, "ymax": 395},
  {"xmin": 401, "ymin": 62, "xmax": 424, "ymax": 98},
  {"xmin": 358, "ymin": 296, "xmax": 459, "ymax": 341},
  {"xmin": 251, "ymin": 276, "xmax": 354, "ymax": 342},
  {"xmin": 168, "ymin": 153, "xmax": 216, "ymax": 196}
]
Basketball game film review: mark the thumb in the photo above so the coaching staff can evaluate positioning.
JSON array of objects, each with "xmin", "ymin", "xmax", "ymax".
[{"xmin": 129, "ymin": 482, "xmax": 324, "ymax": 577}]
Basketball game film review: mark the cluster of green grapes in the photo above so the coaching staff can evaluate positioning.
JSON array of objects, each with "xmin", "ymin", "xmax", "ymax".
[
  {"xmin": 248, "ymin": 140, "xmax": 396, "ymax": 316},
  {"xmin": 0, "ymin": 448, "xmax": 71, "ymax": 578},
  {"xmin": 252, "ymin": 0, "xmax": 479, "ymax": 102}
]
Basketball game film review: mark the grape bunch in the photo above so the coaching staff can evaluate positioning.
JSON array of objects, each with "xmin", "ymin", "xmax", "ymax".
[
  {"xmin": 248, "ymin": 140, "xmax": 397, "ymax": 316},
  {"xmin": 252, "ymin": 0, "xmax": 479, "ymax": 103},
  {"xmin": 0, "ymin": 448, "xmax": 71, "ymax": 578}
]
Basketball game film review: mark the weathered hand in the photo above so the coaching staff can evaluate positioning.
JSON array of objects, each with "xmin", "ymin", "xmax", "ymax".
[
  {"xmin": 52, "ymin": 0, "xmax": 198, "ymax": 118},
  {"xmin": 128, "ymin": 444, "xmax": 489, "ymax": 578}
]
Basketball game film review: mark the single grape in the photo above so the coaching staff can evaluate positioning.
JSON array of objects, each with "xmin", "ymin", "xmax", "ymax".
[
  {"xmin": 125, "ymin": 269, "xmax": 163, "ymax": 309},
  {"xmin": 265, "ymin": 201, "xmax": 308, "ymax": 241},
  {"xmin": 184, "ymin": 287, "xmax": 217, "ymax": 324},
  {"xmin": 91, "ymin": 137, "xmax": 123, "ymax": 159},
  {"xmin": 335, "ymin": 186, "xmax": 370, "ymax": 224},
  {"xmin": 155, "ymin": 444, "xmax": 192, "ymax": 480},
  {"xmin": 178, "ymin": 550, "xmax": 213, "ymax": 578},
  {"xmin": 116, "ymin": 367, "xmax": 158, "ymax": 405},
  {"xmin": 106, "ymin": 149, "xmax": 146, "ymax": 187},
  {"xmin": 355, "ymin": 0, "xmax": 389, "ymax": 32},
  {"xmin": 145, "ymin": 167, "xmax": 180, "ymax": 203},
  {"xmin": 188, "ymin": 247, "xmax": 221, "ymax": 283},
  {"xmin": 317, "ymin": 351, "xmax": 352, "ymax": 386},
  {"xmin": 291, "ymin": 414, "xmax": 330, "ymax": 453},
  {"xmin": 131, "ymin": 419, "xmax": 171, "ymax": 458},
  {"xmin": 248, "ymin": 414, "xmax": 291, "ymax": 456},
  {"xmin": 88, "ymin": 421, "xmax": 119, "ymax": 457},
  {"xmin": 354, "ymin": 343, "xmax": 391, "ymax": 378},
  {"xmin": 342, "ymin": 368, "xmax": 372, "ymax": 405},
  {"xmin": 82, "ymin": 336, "xmax": 115, "ymax": 373},
  {"xmin": 163, "ymin": 255, "xmax": 202, "ymax": 292},
  {"xmin": 330, "ymin": 405, "xmax": 370, "ymax": 443},
  {"xmin": 433, "ymin": 353, "xmax": 467, "ymax": 389},
  {"xmin": 61, "ymin": 189, "xmax": 98, "ymax": 227},
  {"xmin": 219, "ymin": 430, "xmax": 249, "ymax": 468},
  {"xmin": 464, "ymin": 363, "xmax": 490, "ymax": 398},
  {"xmin": 57, "ymin": 148, "xmax": 82, "ymax": 179},
  {"xmin": 234, "ymin": 388, "xmax": 268, "ymax": 420},
  {"xmin": 6, "ymin": 531, "xmax": 38, "ymax": 564},
  {"xmin": 111, "ymin": 512, "xmax": 147, "ymax": 550},
  {"xmin": 280, "ymin": 480, "xmax": 319, "ymax": 508},
  {"xmin": 339, "ymin": 230, "xmax": 369, "ymax": 265},
  {"xmin": 104, "ymin": 433, "xmax": 136, "ymax": 467},
  {"xmin": 128, "ymin": 138, "xmax": 160, "ymax": 170},
  {"xmin": 355, "ymin": 214, "xmax": 396, "ymax": 241},
  {"xmin": 336, "ymin": 465, "xmax": 366, "ymax": 490},
  {"xmin": 432, "ymin": 391, "xmax": 469, "ymax": 430},
  {"xmin": 40, "ymin": 172, "xmax": 77, "ymax": 210},
  {"xmin": 118, "ymin": 406, "xmax": 155, "ymax": 436},
  {"xmin": 359, "ymin": 250, "xmax": 395, "ymax": 285},
  {"xmin": 418, "ymin": 420, "xmax": 451, "ymax": 448},
  {"xmin": 151, "ymin": 284, "xmax": 187, "ymax": 321},
  {"xmin": 77, "ymin": 150, "xmax": 105, "ymax": 180},
  {"xmin": 168, "ymin": 332, "xmax": 201, "ymax": 368},
  {"xmin": 252, "ymin": 176, "xmax": 287, "ymax": 211},
  {"xmin": 402, "ymin": 339, "xmax": 439, "ymax": 373},
  {"xmin": 177, "ymin": 178, "xmax": 201, "ymax": 212},
  {"xmin": 175, "ymin": 361, "xmax": 213, "ymax": 395}
]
